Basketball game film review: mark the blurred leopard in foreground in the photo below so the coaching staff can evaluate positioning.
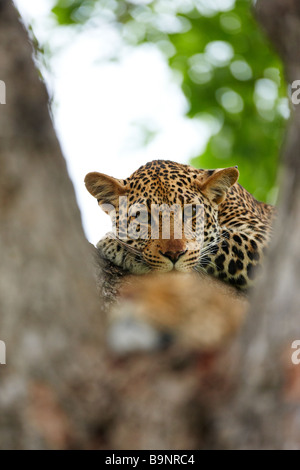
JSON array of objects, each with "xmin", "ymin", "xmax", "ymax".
[{"xmin": 85, "ymin": 160, "xmax": 276, "ymax": 291}]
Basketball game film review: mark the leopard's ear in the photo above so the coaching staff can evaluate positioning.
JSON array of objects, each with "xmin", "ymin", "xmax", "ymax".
[
  {"xmin": 199, "ymin": 167, "xmax": 239, "ymax": 205},
  {"xmin": 84, "ymin": 172, "xmax": 127, "ymax": 206}
]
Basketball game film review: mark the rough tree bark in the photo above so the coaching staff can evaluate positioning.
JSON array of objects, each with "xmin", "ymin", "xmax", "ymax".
[
  {"xmin": 226, "ymin": 0, "xmax": 300, "ymax": 449},
  {"xmin": 204, "ymin": 0, "xmax": 300, "ymax": 449},
  {"xmin": 0, "ymin": 0, "xmax": 108, "ymax": 449},
  {"xmin": 0, "ymin": 0, "xmax": 300, "ymax": 450}
]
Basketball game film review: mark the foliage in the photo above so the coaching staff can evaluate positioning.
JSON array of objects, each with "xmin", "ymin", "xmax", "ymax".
[{"xmin": 51, "ymin": 0, "xmax": 288, "ymax": 202}]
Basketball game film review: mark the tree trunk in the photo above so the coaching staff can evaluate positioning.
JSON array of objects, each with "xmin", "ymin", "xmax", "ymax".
[
  {"xmin": 0, "ymin": 0, "xmax": 108, "ymax": 449},
  {"xmin": 1, "ymin": 0, "xmax": 300, "ymax": 450},
  {"xmin": 207, "ymin": 0, "xmax": 300, "ymax": 449}
]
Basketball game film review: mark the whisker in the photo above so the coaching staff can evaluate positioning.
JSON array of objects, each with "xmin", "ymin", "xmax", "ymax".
[
  {"xmin": 107, "ymin": 233, "xmax": 144, "ymax": 257},
  {"xmin": 193, "ymin": 265, "xmax": 207, "ymax": 275},
  {"xmin": 200, "ymin": 233, "xmax": 226, "ymax": 256}
]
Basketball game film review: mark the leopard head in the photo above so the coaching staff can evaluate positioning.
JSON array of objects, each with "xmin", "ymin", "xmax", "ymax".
[{"xmin": 85, "ymin": 160, "xmax": 239, "ymax": 273}]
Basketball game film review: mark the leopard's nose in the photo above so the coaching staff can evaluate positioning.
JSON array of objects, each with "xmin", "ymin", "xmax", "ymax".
[{"xmin": 162, "ymin": 250, "xmax": 187, "ymax": 263}]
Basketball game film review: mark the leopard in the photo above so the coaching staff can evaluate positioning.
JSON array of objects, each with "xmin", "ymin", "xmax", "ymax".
[
  {"xmin": 109, "ymin": 272, "xmax": 248, "ymax": 352},
  {"xmin": 85, "ymin": 160, "xmax": 276, "ymax": 291}
]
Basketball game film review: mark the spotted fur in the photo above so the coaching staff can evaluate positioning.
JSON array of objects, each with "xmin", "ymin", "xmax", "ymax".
[{"xmin": 85, "ymin": 160, "xmax": 276, "ymax": 290}]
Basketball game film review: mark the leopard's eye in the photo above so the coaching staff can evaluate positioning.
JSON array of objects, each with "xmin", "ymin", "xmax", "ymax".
[{"xmin": 182, "ymin": 204, "xmax": 198, "ymax": 218}]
